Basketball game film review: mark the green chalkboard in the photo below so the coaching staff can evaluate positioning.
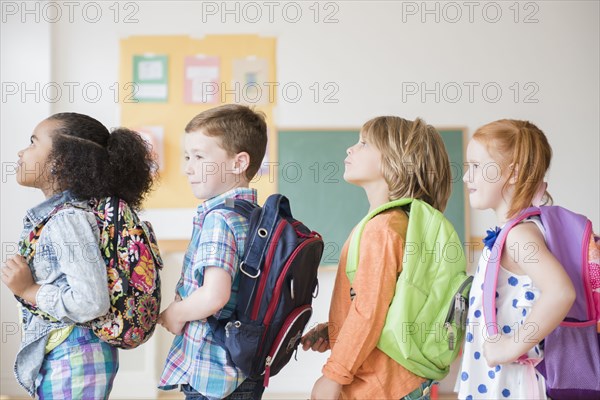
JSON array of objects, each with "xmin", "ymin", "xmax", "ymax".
[{"xmin": 278, "ymin": 128, "xmax": 467, "ymax": 265}]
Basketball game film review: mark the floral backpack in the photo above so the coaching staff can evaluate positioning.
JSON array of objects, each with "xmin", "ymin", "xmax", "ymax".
[{"xmin": 17, "ymin": 197, "xmax": 163, "ymax": 350}]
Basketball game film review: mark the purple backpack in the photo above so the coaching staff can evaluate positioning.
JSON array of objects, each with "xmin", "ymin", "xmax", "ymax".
[{"xmin": 482, "ymin": 206, "xmax": 600, "ymax": 400}]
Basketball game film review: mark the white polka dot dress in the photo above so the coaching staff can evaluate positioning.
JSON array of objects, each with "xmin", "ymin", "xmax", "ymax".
[{"xmin": 456, "ymin": 224, "xmax": 547, "ymax": 399}]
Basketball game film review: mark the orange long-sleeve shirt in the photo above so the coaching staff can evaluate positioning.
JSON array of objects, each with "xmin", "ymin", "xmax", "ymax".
[{"xmin": 322, "ymin": 209, "xmax": 425, "ymax": 399}]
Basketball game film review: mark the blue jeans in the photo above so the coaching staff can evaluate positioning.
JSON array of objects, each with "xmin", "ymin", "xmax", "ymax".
[
  {"xmin": 402, "ymin": 380, "xmax": 435, "ymax": 400},
  {"xmin": 181, "ymin": 377, "xmax": 265, "ymax": 400}
]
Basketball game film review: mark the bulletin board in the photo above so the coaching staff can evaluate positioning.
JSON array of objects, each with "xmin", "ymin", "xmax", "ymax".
[
  {"xmin": 119, "ymin": 35, "xmax": 277, "ymax": 208},
  {"xmin": 278, "ymin": 128, "xmax": 469, "ymax": 265}
]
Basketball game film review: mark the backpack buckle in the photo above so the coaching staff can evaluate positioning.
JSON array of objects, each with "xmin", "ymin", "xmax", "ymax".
[{"xmin": 240, "ymin": 261, "xmax": 260, "ymax": 278}]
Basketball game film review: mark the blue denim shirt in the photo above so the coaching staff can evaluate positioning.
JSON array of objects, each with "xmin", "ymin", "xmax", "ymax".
[{"xmin": 14, "ymin": 191, "xmax": 110, "ymax": 396}]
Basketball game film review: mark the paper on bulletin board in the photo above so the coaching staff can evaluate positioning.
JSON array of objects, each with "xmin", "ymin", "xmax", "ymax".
[
  {"xmin": 232, "ymin": 57, "xmax": 269, "ymax": 105},
  {"xmin": 133, "ymin": 55, "xmax": 168, "ymax": 102},
  {"xmin": 135, "ymin": 126, "xmax": 165, "ymax": 172},
  {"xmin": 120, "ymin": 35, "xmax": 277, "ymax": 209},
  {"xmin": 184, "ymin": 56, "xmax": 220, "ymax": 104}
]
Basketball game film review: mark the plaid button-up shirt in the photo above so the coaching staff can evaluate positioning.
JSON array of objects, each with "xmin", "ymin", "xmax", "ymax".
[{"xmin": 159, "ymin": 188, "xmax": 257, "ymax": 399}]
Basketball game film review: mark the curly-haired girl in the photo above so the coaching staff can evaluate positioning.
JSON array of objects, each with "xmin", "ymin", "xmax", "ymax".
[{"xmin": 1, "ymin": 112, "xmax": 155, "ymax": 399}]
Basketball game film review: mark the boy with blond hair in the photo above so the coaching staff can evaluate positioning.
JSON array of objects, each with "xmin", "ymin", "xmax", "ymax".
[{"xmin": 303, "ymin": 116, "xmax": 452, "ymax": 399}]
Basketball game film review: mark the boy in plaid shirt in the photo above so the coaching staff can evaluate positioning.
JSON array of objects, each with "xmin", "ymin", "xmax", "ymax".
[{"xmin": 158, "ymin": 105, "xmax": 268, "ymax": 400}]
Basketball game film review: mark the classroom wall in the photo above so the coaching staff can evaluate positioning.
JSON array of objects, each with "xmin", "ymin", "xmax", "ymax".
[
  {"xmin": 1, "ymin": 15, "xmax": 52, "ymax": 397},
  {"xmin": 1, "ymin": 1, "xmax": 598, "ymax": 398}
]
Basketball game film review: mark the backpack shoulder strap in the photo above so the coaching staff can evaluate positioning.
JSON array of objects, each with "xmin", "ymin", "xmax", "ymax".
[
  {"xmin": 346, "ymin": 198, "xmax": 413, "ymax": 284},
  {"xmin": 16, "ymin": 202, "xmax": 81, "ymax": 321},
  {"xmin": 205, "ymin": 197, "xmax": 259, "ymax": 360},
  {"xmin": 482, "ymin": 207, "xmax": 541, "ymax": 336},
  {"xmin": 208, "ymin": 197, "xmax": 260, "ymax": 276},
  {"xmin": 19, "ymin": 202, "xmax": 77, "ymax": 261},
  {"xmin": 237, "ymin": 194, "xmax": 289, "ymax": 277},
  {"xmin": 209, "ymin": 198, "xmax": 255, "ymax": 221}
]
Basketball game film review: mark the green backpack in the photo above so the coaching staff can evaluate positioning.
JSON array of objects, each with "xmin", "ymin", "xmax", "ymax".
[{"xmin": 346, "ymin": 198, "xmax": 472, "ymax": 380}]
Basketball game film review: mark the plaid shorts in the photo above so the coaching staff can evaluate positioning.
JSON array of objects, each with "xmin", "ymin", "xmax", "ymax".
[{"xmin": 36, "ymin": 326, "xmax": 119, "ymax": 400}]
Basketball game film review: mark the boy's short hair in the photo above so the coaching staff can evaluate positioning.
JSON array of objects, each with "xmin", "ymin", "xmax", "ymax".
[
  {"xmin": 362, "ymin": 116, "xmax": 452, "ymax": 212},
  {"xmin": 185, "ymin": 104, "xmax": 268, "ymax": 180}
]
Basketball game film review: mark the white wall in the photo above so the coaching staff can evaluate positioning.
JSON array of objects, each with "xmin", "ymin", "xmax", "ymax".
[
  {"xmin": 1, "ymin": 12, "xmax": 51, "ymax": 397},
  {"xmin": 1, "ymin": 1, "xmax": 598, "ymax": 398}
]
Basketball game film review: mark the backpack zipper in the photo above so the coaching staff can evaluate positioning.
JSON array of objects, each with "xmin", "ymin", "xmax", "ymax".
[
  {"xmin": 445, "ymin": 322, "xmax": 455, "ymax": 350},
  {"xmin": 443, "ymin": 276, "xmax": 473, "ymax": 349},
  {"xmin": 443, "ymin": 276, "xmax": 473, "ymax": 324},
  {"xmin": 263, "ymin": 305, "xmax": 312, "ymax": 386},
  {"xmin": 581, "ymin": 221, "xmax": 594, "ymax": 321},
  {"xmin": 112, "ymin": 197, "xmax": 121, "ymax": 271},
  {"xmin": 251, "ymin": 220, "xmax": 287, "ymax": 320}
]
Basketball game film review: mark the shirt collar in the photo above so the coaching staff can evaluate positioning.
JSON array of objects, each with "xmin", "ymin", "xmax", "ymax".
[
  {"xmin": 25, "ymin": 190, "xmax": 80, "ymax": 225},
  {"xmin": 199, "ymin": 187, "xmax": 257, "ymax": 215}
]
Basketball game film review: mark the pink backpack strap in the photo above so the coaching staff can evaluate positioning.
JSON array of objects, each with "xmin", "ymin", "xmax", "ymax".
[{"xmin": 482, "ymin": 207, "xmax": 541, "ymax": 336}]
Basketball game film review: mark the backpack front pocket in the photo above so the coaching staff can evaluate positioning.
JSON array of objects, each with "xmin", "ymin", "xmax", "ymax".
[
  {"xmin": 224, "ymin": 320, "xmax": 265, "ymax": 375},
  {"xmin": 262, "ymin": 305, "xmax": 312, "ymax": 386}
]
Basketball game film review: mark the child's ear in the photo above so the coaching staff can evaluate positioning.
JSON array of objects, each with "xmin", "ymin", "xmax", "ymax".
[
  {"xmin": 233, "ymin": 152, "xmax": 250, "ymax": 175},
  {"xmin": 508, "ymin": 163, "xmax": 519, "ymax": 184}
]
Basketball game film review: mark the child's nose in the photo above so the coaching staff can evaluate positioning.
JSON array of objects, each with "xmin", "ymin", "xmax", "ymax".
[
  {"xmin": 462, "ymin": 169, "xmax": 470, "ymax": 183},
  {"xmin": 184, "ymin": 162, "xmax": 193, "ymax": 175}
]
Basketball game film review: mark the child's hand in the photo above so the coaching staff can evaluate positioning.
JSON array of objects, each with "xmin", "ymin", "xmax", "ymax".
[
  {"xmin": 301, "ymin": 323, "xmax": 330, "ymax": 352},
  {"xmin": 483, "ymin": 334, "xmax": 517, "ymax": 367},
  {"xmin": 311, "ymin": 375, "xmax": 342, "ymax": 400},
  {"xmin": 1, "ymin": 255, "xmax": 39, "ymax": 303},
  {"xmin": 158, "ymin": 299, "xmax": 186, "ymax": 336}
]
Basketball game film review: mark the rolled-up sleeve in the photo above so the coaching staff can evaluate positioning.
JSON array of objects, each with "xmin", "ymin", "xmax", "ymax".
[{"xmin": 35, "ymin": 209, "xmax": 110, "ymax": 323}]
